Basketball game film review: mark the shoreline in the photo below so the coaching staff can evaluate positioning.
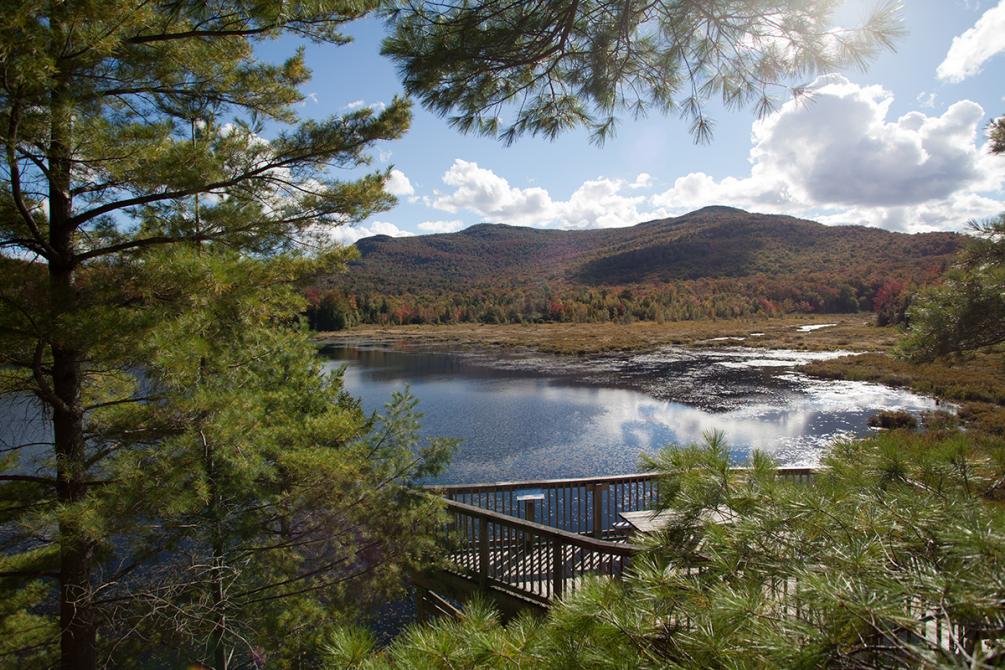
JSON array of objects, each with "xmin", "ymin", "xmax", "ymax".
[
  {"xmin": 317, "ymin": 316, "xmax": 1005, "ymax": 435},
  {"xmin": 316, "ymin": 313, "xmax": 897, "ymax": 356}
]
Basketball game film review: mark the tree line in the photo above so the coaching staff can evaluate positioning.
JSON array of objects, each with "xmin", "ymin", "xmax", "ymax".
[{"xmin": 305, "ymin": 273, "xmax": 929, "ymax": 330}]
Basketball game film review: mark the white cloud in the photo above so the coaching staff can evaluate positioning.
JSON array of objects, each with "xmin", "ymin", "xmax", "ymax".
[
  {"xmin": 916, "ymin": 91, "xmax": 937, "ymax": 109},
  {"xmin": 558, "ymin": 178, "xmax": 650, "ymax": 229},
  {"xmin": 424, "ymin": 76, "xmax": 1004, "ymax": 234},
  {"xmin": 385, "ymin": 168, "xmax": 414, "ymax": 197},
  {"xmin": 937, "ymin": 0, "xmax": 1005, "ymax": 82},
  {"xmin": 431, "ymin": 159, "xmax": 652, "ymax": 229},
  {"xmin": 329, "ymin": 220, "xmax": 414, "ymax": 245},
  {"xmin": 344, "ymin": 99, "xmax": 387, "ymax": 112},
  {"xmin": 434, "ymin": 159, "xmax": 554, "ymax": 224},
  {"xmin": 630, "ymin": 173, "xmax": 653, "ymax": 189},
  {"xmin": 650, "ymin": 75, "xmax": 1004, "ymax": 232},
  {"xmin": 417, "ymin": 219, "xmax": 466, "ymax": 234}
]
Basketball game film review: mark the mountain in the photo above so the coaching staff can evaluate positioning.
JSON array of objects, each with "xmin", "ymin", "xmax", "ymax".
[
  {"xmin": 343, "ymin": 207, "xmax": 958, "ymax": 288},
  {"xmin": 309, "ymin": 207, "xmax": 962, "ymax": 327}
]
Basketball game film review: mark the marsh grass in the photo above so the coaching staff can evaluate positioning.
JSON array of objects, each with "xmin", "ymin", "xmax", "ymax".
[{"xmin": 320, "ymin": 314, "xmax": 895, "ymax": 355}]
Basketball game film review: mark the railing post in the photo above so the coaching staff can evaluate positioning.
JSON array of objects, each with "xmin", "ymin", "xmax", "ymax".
[
  {"xmin": 478, "ymin": 516, "xmax": 489, "ymax": 589},
  {"xmin": 552, "ymin": 538, "xmax": 564, "ymax": 599},
  {"xmin": 415, "ymin": 586, "xmax": 431, "ymax": 623},
  {"xmin": 592, "ymin": 483, "xmax": 604, "ymax": 538}
]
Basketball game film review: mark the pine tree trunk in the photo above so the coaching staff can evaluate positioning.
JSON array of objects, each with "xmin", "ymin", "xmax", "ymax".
[
  {"xmin": 201, "ymin": 408, "xmax": 228, "ymax": 670},
  {"xmin": 52, "ymin": 338, "xmax": 96, "ymax": 670},
  {"xmin": 48, "ymin": 25, "xmax": 97, "ymax": 668}
]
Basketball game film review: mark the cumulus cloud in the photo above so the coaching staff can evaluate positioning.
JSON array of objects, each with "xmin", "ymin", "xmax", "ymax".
[
  {"xmin": 630, "ymin": 173, "xmax": 653, "ymax": 189},
  {"xmin": 433, "ymin": 159, "xmax": 554, "ymax": 224},
  {"xmin": 431, "ymin": 159, "xmax": 653, "ymax": 229},
  {"xmin": 417, "ymin": 219, "xmax": 466, "ymax": 234},
  {"xmin": 937, "ymin": 0, "xmax": 1005, "ymax": 82},
  {"xmin": 384, "ymin": 168, "xmax": 414, "ymax": 197},
  {"xmin": 559, "ymin": 178, "xmax": 650, "ymax": 229},
  {"xmin": 760, "ymin": 83, "xmax": 981, "ymax": 206},
  {"xmin": 650, "ymin": 75, "xmax": 1004, "ymax": 232},
  {"xmin": 424, "ymin": 76, "xmax": 1003, "ymax": 234},
  {"xmin": 328, "ymin": 220, "xmax": 414, "ymax": 245}
]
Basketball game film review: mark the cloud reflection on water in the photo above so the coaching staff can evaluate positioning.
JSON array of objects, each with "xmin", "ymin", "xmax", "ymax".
[{"xmin": 328, "ymin": 344, "xmax": 941, "ymax": 484}]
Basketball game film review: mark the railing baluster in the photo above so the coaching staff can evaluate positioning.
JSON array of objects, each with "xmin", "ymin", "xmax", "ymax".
[
  {"xmin": 592, "ymin": 482, "xmax": 604, "ymax": 538},
  {"xmin": 478, "ymin": 516, "xmax": 489, "ymax": 588}
]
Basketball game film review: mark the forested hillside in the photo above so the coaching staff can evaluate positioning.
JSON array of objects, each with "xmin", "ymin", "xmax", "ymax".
[{"xmin": 307, "ymin": 207, "xmax": 960, "ymax": 328}]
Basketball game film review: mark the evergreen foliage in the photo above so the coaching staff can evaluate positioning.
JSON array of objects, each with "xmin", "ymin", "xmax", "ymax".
[
  {"xmin": 0, "ymin": 3, "xmax": 437, "ymax": 668},
  {"xmin": 902, "ymin": 214, "xmax": 1005, "ymax": 362},
  {"xmin": 328, "ymin": 431, "xmax": 1005, "ymax": 669},
  {"xmin": 383, "ymin": 0, "xmax": 904, "ymax": 144},
  {"xmin": 0, "ymin": 1, "xmax": 916, "ymax": 668},
  {"xmin": 991, "ymin": 116, "xmax": 1005, "ymax": 156},
  {"xmin": 89, "ymin": 248, "xmax": 453, "ymax": 668}
]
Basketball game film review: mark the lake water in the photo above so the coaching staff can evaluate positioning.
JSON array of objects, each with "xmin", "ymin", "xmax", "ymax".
[{"xmin": 322, "ymin": 341, "xmax": 943, "ymax": 485}]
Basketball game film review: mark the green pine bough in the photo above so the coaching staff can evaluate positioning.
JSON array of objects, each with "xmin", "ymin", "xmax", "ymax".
[{"xmin": 328, "ymin": 431, "xmax": 1005, "ymax": 670}]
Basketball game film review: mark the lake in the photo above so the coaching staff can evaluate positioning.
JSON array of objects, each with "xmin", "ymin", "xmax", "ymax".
[{"xmin": 321, "ymin": 340, "xmax": 943, "ymax": 485}]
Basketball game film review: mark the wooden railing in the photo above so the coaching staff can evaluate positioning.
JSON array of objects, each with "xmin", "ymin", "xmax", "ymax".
[
  {"xmin": 438, "ymin": 498, "xmax": 642, "ymax": 605},
  {"xmin": 425, "ymin": 468, "xmax": 1001, "ymax": 662},
  {"xmin": 428, "ymin": 467, "xmax": 816, "ymax": 542}
]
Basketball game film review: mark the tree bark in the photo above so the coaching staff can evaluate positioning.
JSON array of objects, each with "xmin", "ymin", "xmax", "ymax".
[
  {"xmin": 48, "ymin": 10, "xmax": 97, "ymax": 667},
  {"xmin": 201, "ymin": 388, "xmax": 228, "ymax": 670}
]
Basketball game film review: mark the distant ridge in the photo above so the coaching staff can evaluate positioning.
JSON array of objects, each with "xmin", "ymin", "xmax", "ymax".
[
  {"xmin": 310, "ymin": 207, "xmax": 961, "ymax": 326},
  {"xmin": 343, "ymin": 207, "xmax": 958, "ymax": 289}
]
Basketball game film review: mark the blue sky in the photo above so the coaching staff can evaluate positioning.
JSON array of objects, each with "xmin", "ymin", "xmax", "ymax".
[{"xmin": 262, "ymin": 0, "xmax": 1005, "ymax": 241}]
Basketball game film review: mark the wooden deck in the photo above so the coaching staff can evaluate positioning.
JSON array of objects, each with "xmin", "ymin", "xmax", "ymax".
[
  {"xmin": 430, "ymin": 497, "xmax": 642, "ymax": 607},
  {"xmin": 416, "ymin": 467, "xmax": 1000, "ymax": 662},
  {"xmin": 418, "ymin": 469, "xmax": 813, "ymax": 613}
]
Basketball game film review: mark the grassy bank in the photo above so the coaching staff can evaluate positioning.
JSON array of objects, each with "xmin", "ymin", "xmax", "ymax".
[{"xmin": 318, "ymin": 313, "xmax": 897, "ymax": 355}]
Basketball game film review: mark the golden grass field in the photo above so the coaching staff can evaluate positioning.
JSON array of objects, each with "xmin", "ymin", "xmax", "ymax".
[{"xmin": 318, "ymin": 313, "xmax": 896, "ymax": 355}]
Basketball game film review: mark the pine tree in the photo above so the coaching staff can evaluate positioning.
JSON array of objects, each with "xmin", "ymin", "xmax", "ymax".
[
  {"xmin": 0, "ymin": 2, "xmax": 911, "ymax": 667},
  {"xmin": 0, "ymin": 3, "xmax": 415, "ymax": 668},
  {"xmin": 902, "ymin": 214, "xmax": 1005, "ymax": 361},
  {"xmin": 382, "ymin": 0, "xmax": 904, "ymax": 144},
  {"xmin": 990, "ymin": 116, "xmax": 1005, "ymax": 156},
  {"xmin": 90, "ymin": 247, "xmax": 452, "ymax": 668}
]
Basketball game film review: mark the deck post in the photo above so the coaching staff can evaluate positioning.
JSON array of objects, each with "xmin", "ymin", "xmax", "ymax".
[
  {"xmin": 415, "ymin": 586, "xmax": 431, "ymax": 623},
  {"xmin": 478, "ymin": 516, "xmax": 489, "ymax": 589},
  {"xmin": 552, "ymin": 538, "xmax": 564, "ymax": 599},
  {"xmin": 592, "ymin": 483, "xmax": 604, "ymax": 538},
  {"xmin": 522, "ymin": 497, "xmax": 536, "ymax": 524}
]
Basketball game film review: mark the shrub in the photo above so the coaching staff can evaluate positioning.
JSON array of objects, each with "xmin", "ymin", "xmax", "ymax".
[{"xmin": 867, "ymin": 409, "xmax": 918, "ymax": 429}]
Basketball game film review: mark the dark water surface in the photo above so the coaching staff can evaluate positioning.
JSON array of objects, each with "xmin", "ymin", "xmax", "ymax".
[{"xmin": 321, "ymin": 341, "xmax": 941, "ymax": 485}]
